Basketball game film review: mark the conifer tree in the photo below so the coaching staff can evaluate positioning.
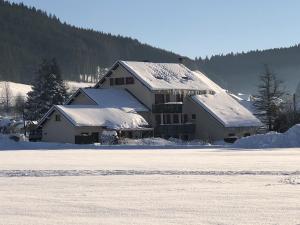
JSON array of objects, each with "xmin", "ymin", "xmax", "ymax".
[
  {"xmin": 253, "ymin": 65, "xmax": 285, "ymax": 131},
  {"xmin": 24, "ymin": 58, "xmax": 68, "ymax": 121}
]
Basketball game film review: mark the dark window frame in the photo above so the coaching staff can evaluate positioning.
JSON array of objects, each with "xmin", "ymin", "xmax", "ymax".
[
  {"xmin": 163, "ymin": 114, "xmax": 171, "ymax": 124},
  {"xmin": 115, "ymin": 77, "xmax": 125, "ymax": 85},
  {"xmin": 155, "ymin": 94, "xmax": 165, "ymax": 104},
  {"xmin": 55, "ymin": 114, "xmax": 61, "ymax": 121},
  {"xmin": 173, "ymin": 114, "xmax": 179, "ymax": 124},
  {"xmin": 125, "ymin": 77, "xmax": 134, "ymax": 84},
  {"xmin": 165, "ymin": 94, "xmax": 170, "ymax": 103}
]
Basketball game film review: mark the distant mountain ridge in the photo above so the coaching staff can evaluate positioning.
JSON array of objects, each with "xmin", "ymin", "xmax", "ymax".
[
  {"xmin": 0, "ymin": 0, "xmax": 196, "ymax": 83},
  {"xmin": 196, "ymin": 46, "xmax": 300, "ymax": 94},
  {"xmin": 1, "ymin": 0, "xmax": 300, "ymax": 94}
]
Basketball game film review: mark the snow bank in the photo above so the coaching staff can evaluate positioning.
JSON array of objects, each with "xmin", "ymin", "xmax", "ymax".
[{"xmin": 233, "ymin": 124, "xmax": 300, "ymax": 148}]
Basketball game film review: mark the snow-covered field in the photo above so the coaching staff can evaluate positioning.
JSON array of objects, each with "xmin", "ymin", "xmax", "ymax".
[
  {"xmin": 0, "ymin": 148, "xmax": 299, "ymax": 225},
  {"xmin": 0, "ymin": 81, "xmax": 94, "ymax": 99}
]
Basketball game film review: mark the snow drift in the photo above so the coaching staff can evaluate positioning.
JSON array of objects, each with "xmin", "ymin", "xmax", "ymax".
[{"xmin": 233, "ymin": 124, "xmax": 300, "ymax": 148}]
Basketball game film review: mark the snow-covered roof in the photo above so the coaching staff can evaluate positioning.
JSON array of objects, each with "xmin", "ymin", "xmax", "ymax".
[
  {"xmin": 81, "ymin": 88, "xmax": 148, "ymax": 112},
  {"xmin": 192, "ymin": 93, "xmax": 261, "ymax": 128},
  {"xmin": 117, "ymin": 61, "xmax": 212, "ymax": 91},
  {"xmin": 53, "ymin": 105, "xmax": 148, "ymax": 129},
  {"xmin": 191, "ymin": 70, "xmax": 262, "ymax": 128}
]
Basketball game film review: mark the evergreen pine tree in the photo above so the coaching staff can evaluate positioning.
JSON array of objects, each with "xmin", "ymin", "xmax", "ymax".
[
  {"xmin": 253, "ymin": 65, "xmax": 285, "ymax": 131},
  {"xmin": 24, "ymin": 58, "xmax": 68, "ymax": 121}
]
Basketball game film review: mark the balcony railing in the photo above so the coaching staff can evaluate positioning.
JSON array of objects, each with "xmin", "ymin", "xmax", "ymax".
[
  {"xmin": 152, "ymin": 103, "xmax": 183, "ymax": 113},
  {"xmin": 154, "ymin": 123, "xmax": 195, "ymax": 135}
]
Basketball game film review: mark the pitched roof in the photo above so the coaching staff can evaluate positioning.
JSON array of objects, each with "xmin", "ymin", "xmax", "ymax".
[
  {"xmin": 81, "ymin": 88, "xmax": 148, "ymax": 112},
  {"xmin": 41, "ymin": 105, "xmax": 149, "ymax": 129},
  {"xmin": 191, "ymin": 71, "xmax": 262, "ymax": 128},
  {"xmin": 66, "ymin": 88, "xmax": 149, "ymax": 112},
  {"xmin": 99, "ymin": 61, "xmax": 213, "ymax": 91}
]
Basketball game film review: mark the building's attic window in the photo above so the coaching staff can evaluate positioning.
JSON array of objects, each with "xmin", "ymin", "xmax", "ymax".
[
  {"xmin": 115, "ymin": 77, "xmax": 125, "ymax": 85},
  {"xmin": 126, "ymin": 77, "xmax": 134, "ymax": 84},
  {"xmin": 55, "ymin": 114, "xmax": 61, "ymax": 121}
]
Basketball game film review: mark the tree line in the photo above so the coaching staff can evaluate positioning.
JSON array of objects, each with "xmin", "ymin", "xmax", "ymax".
[{"xmin": 0, "ymin": 0, "xmax": 195, "ymax": 84}]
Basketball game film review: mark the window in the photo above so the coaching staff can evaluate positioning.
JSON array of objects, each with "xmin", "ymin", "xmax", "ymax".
[
  {"xmin": 176, "ymin": 94, "xmax": 183, "ymax": 102},
  {"xmin": 228, "ymin": 133, "xmax": 236, "ymax": 137},
  {"xmin": 126, "ymin": 77, "xmax": 134, "ymax": 84},
  {"xmin": 110, "ymin": 78, "xmax": 114, "ymax": 86},
  {"xmin": 55, "ymin": 114, "xmax": 61, "ymax": 121},
  {"xmin": 163, "ymin": 114, "xmax": 171, "ymax": 124},
  {"xmin": 155, "ymin": 114, "xmax": 161, "ymax": 125},
  {"xmin": 115, "ymin": 77, "xmax": 125, "ymax": 85},
  {"xmin": 182, "ymin": 114, "xmax": 188, "ymax": 123},
  {"xmin": 155, "ymin": 94, "xmax": 165, "ymax": 104},
  {"xmin": 192, "ymin": 114, "xmax": 196, "ymax": 120},
  {"xmin": 165, "ymin": 94, "xmax": 170, "ymax": 103},
  {"xmin": 173, "ymin": 114, "xmax": 179, "ymax": 124}
]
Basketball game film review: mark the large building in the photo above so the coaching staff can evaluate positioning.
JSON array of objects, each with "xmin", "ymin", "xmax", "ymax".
[{"xmin": 38, "ymin": 61, "xmax": 262, "ymax": 144}]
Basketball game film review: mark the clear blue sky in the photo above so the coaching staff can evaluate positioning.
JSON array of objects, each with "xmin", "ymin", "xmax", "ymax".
[{"xmin": 9, "ymin": 0, "xmax": 300, "ymax": 59}]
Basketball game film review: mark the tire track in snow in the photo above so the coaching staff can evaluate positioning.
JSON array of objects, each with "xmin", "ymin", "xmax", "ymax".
[{"xmin": 0, "ymin": 170, "xmax": 299, "ymax": 177}]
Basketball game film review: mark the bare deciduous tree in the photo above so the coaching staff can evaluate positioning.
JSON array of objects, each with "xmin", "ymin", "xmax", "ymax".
[{"xmin": 0, "ymin": 81, "xmax": 12, "ymax": 114}]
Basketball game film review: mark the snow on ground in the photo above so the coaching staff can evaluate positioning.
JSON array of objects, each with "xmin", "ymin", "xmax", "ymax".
[
  {"xmin": 0, "ymin": 148, "xmax": 299, "ymax": 225},
  {"xmin": 234, "ymin": 124, "xmax": 300, "ymax": 148},
  {"xmin": 0, "ymin": 81, "xmax": 94, "ymax": 99},
  {"xmin": 0, "ymin": 81, "xmax": 32, "ymax": 99}
]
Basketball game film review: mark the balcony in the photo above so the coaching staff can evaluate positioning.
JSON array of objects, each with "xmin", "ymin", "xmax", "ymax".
[
  {"xmin": 154, "ymin": 123, "xmax": 195, "ymax": 136},
  {"xmin": 152, "ymin": 103, "xmax": 183, "ymax": 113}
]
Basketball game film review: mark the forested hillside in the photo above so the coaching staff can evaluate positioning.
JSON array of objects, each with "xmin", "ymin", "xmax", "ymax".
[
  {"xmin": 196, "ymin": 47, "xmax": 300, "ymax": 93},
  {"xmin": 0, "ymin": 1, "xmax": 195, "ymax": 83},
  {"xmin": 1, "ymin": 0, "xmax": 300, "ymax": 94}
]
